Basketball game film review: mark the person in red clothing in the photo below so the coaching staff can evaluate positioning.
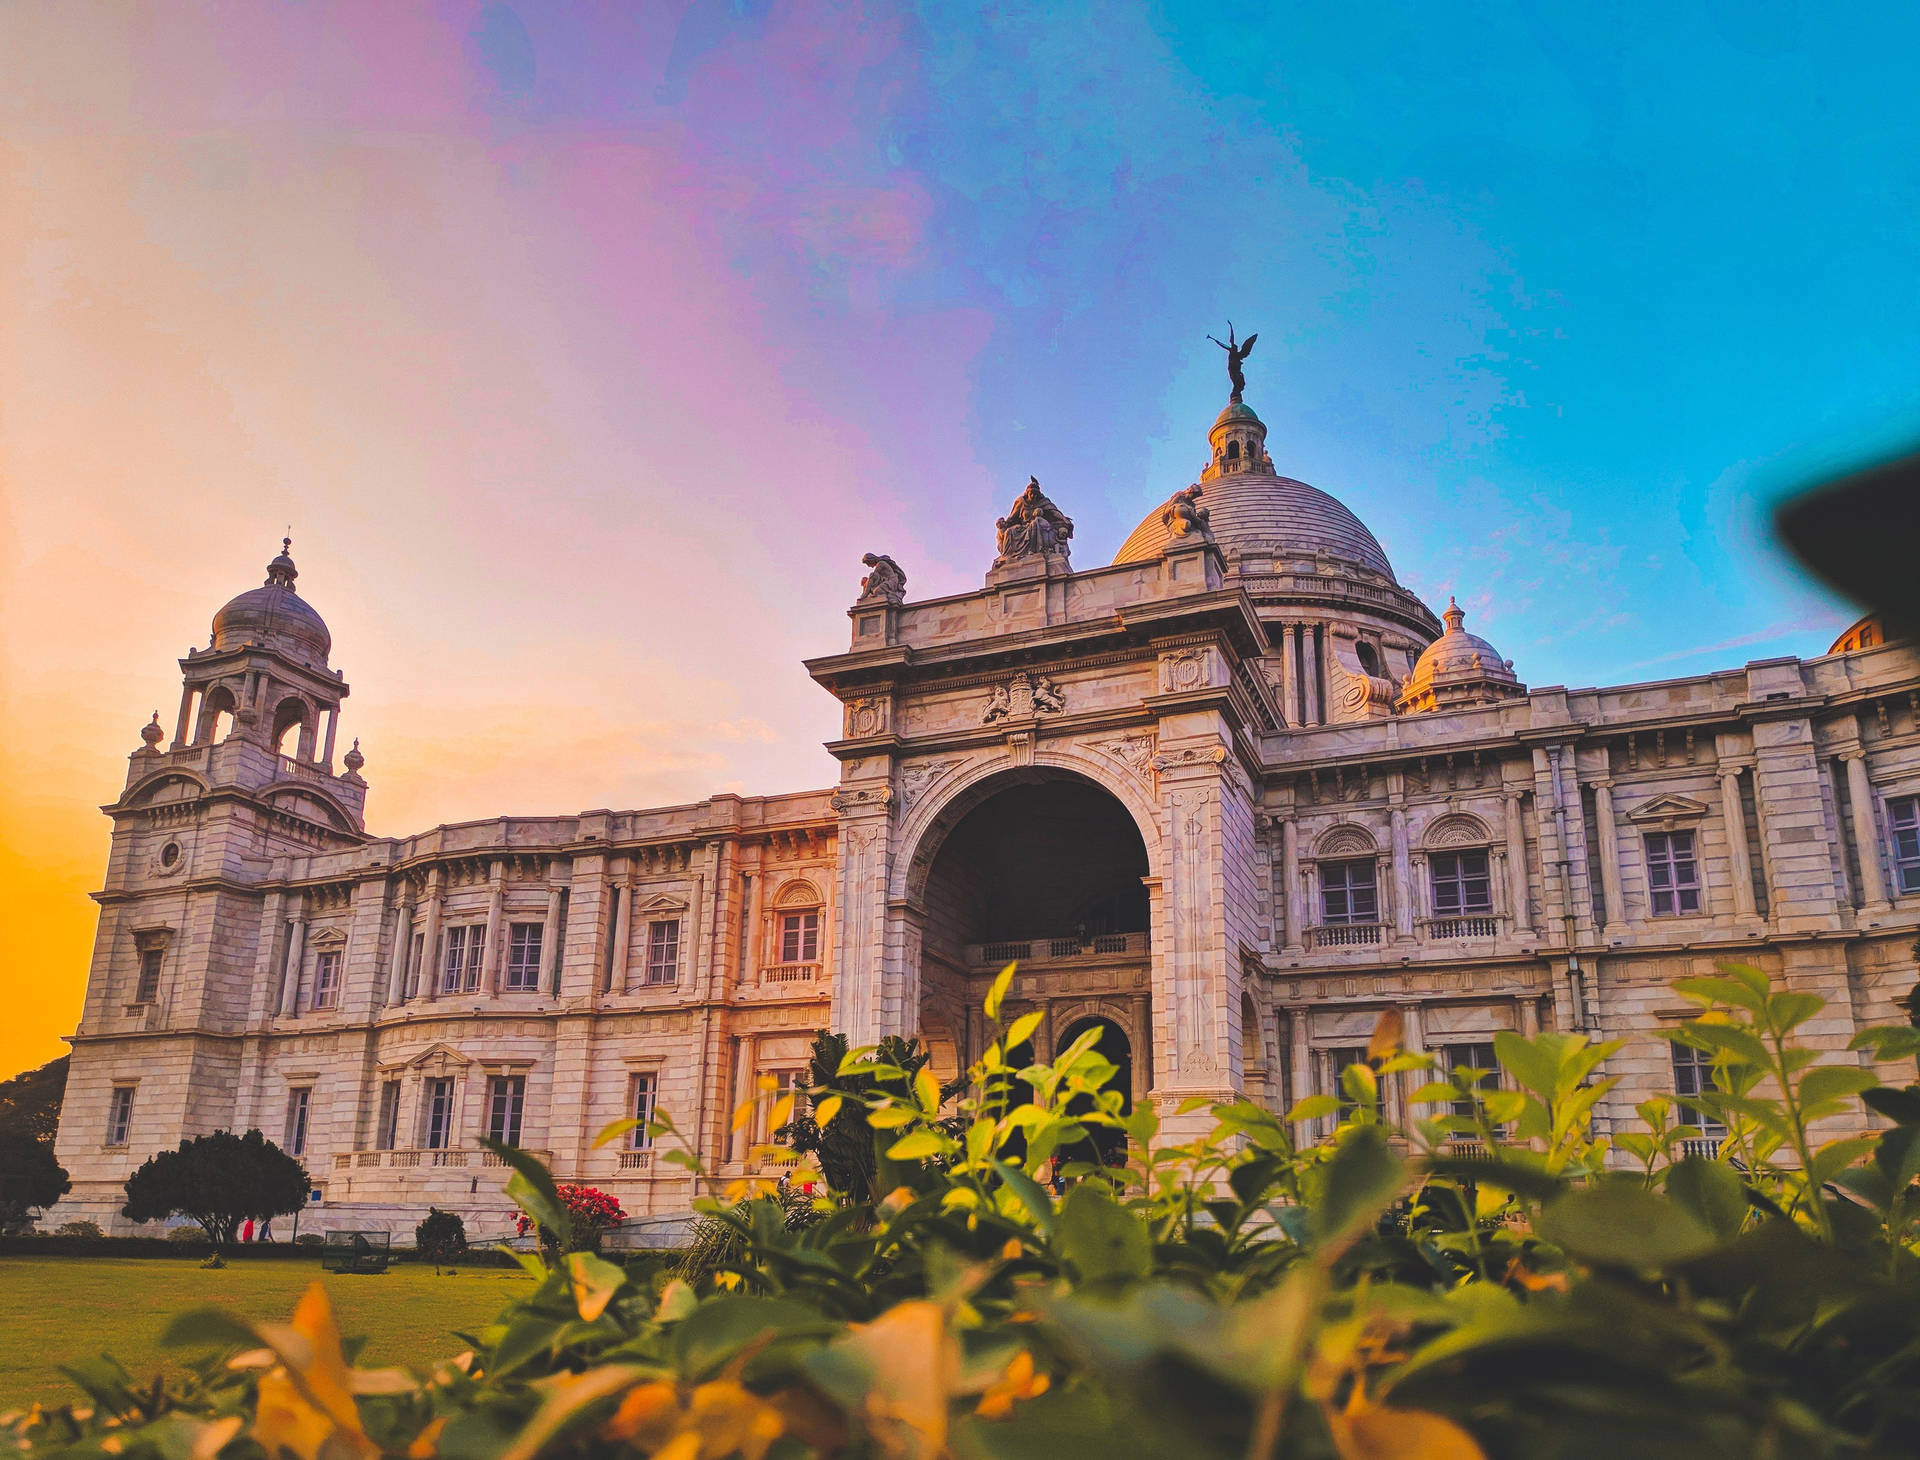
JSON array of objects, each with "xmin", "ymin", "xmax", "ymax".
[{"xmin": 241, "ymin": 1218, "xmax": 254, "ymax": 1243}]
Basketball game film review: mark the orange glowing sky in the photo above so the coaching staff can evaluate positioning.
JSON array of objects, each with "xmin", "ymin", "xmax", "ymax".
[{"xmin": 7, "ymin": 4, "xmax": 1918, "ymax": 1079}]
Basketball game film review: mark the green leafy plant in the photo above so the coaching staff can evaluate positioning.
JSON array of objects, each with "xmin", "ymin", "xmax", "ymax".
[{"xmin": 13, "ymin": 961, "xmax": 1920, "ymax": 1460}]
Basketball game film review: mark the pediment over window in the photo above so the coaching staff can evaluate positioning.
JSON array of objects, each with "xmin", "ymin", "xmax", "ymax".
[
  {"xmin": 1423, "ymin": 812, "xmax": 1492, "ymax": 849},
  {"xmin": 1624, "ymin": 793, "xmax": 1712, "ymax": 827},
  {"xmin": 631, "ymin": 892, "xmax": 689, "ymax": 915},
  {"xmin": 309, "ymin": 927, "xmax": 348, "ymax": 949},
  {"xmin": 405, "ymin": 1042, "xmax": 474, "ymax": 1073}
]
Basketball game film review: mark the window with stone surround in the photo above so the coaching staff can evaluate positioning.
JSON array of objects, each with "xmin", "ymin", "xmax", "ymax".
[
  {"xmin": 485, "ymin": 1075, "xmax": 525, "ymax": 1146},
  {"xmin": 1445, "ymin": 1042, "xmax": 1499, "ymax": 1119},
  {"xmin": 375, "ymin": 1080, "xmax": 401, "ymax": 1150},
  {"xmin": 644, "ymin": 919, "xmax": 681, "ymax": 986},
  {"xmin": 423, "ymin": 1077, "xmax": 454, "ymax": 1150},
  {"xmin": 757, "ymin": 1069, "xmax": 806, "ymax": 1141},
  {"xmin": 310, "ymin": 950, "xmax": 341, "ymax": 1010},
  {"xmin": 441, "ymin": 926, "xmax": 484, "ymax": 994},
  {"xmin": 1670, "ymin": 1040, "xmax": 1726, "ymax": 1142},
  {"xmin": 406, "ymin": 933, "xmax": 425, "ymax": 998},
  {"xmin": 285, "ymin": 1087, "xmax": 312, "ymax": 1156},
  {"xmin": 1644, "ymin": 830, "xmax": 1702, "ymax": 915},
  {"xmin": 1429, "ymin": 851, "xmax": 1493, "ymax": 916},
  {"xmin": 505, "ymin": 924, "xmax": 543, "ymax": 991},
  {"xmin": 135, "ymin": 947, "xmax": 164, "ymax": 1004},
  {"xmin": 1327, "ymin": 1046, "xmax": 1380, "ymax": 1114},
  {"xmin": 779, "ymin": 910, "xmax": 820, "ymax": 964},
  {"xmin": 106, "ymin": 1085, "xmax": 135, "ymax": 1146},
  {"xmin": 627, "ymin": 1072, "xmax": 657, "ymax": 1149},
  {"xmin": 1890, "ymin": 796, "xmax": 1920, "ymax": 894},
  {"xmin": 1319, "ymin": 859, "xmax": 1378, "ymax": 925}
]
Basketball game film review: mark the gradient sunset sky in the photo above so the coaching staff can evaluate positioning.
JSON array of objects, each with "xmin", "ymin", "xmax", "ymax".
[{"xmin": 4, "ymin": 3, "xmax": 1919, "ymax": 1079}]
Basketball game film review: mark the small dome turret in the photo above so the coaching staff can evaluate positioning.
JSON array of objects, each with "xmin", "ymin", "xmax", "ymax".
[
  {"xmin": 1395, "ymin": 597, "xmax": 1526, "ymax": 714},
  {"xmin": 210, "ymin": 538, "xmax": 332, "ymax": 670}
]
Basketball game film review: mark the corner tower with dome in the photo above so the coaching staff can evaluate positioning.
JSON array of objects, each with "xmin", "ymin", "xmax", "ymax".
[{"xmin": 48, "ymin": 351, "xmax": 1920, "ymax": 1238}]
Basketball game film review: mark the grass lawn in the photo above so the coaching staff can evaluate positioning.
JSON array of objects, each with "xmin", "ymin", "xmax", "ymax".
[{"xmin": 0, "ymin": 1257, "xmax": 533, "ymax": 1412}]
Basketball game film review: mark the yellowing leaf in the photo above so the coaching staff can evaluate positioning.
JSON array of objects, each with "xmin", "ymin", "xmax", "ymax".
[
  {"xmin": 837, "ymin": 1300, "xmax": 958, "ymax": 1459},
  {"xmin": 1329, "ymin": 1401, "xmax": 1485, "ymax": 1460},
  {"xmin": 732, "ymin": 1099, "xmax": 755, "ymax": 1133},
  {"xmin": 770, "ymin": 1094, "xmax": 796, "ymax": 1130},
  {"xmin": 565, "ymin": 1250, "xmax": 628, "ymax": 1322},
  {"xmin": 757, "ymin": 1072, "xmax": 778, "ymax": 1093},
  {"xmin": 985, "ymin": 962, "xmax": 1017, "ymax": 1023},
  {"xmin": 914, "ymin": 1066, "xmax": 941, "ymax": 1115},
  {"xmin": 1004, "ymin": 1010, "xmax": 1044, "ymax": 1052},
  {"xmin": 813, "ymin": 1095, "xmax": 844, "ymax": 1128},
  {"xmin": 1367, "ymin": 1008, "xmax": 1405, "ymax": 1063}
]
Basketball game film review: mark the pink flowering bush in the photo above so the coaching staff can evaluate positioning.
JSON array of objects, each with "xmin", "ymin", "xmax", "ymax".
[{"xmin": 515, "ymin": 1181, "xmax": 624, "ymax": 1253}]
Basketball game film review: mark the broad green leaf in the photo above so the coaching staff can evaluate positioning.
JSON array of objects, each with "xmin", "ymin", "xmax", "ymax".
[
  {"xmin": 1766, "ymin": 991, "xmax": 1825, "ymax": 1036},
  {"xmin": 1852, "ymin": 1026, "xmax": 1920, "ymax": 1061},
  {"xmin": 1665, "ymin": 1157, "xmax": 1746, "ymax": 1240},
  {"xmin": 1537, "ymin": 1181, "xmax": 1716, "ymax": 1268},
  {"xmin": 985, "ymin": 961, "xmax": 1018, "ymax": 1022},
  {"xmin": 1492, "ymin": 1031, "xmax": 1562, "ymax": 1101},
  {"xmin": 1057, "ymin": 1185, "xmax": 1151, "ymax": 1284},
  {"xmin": 1341, "ymin": 1060, "xmax": 1380, "ymax": 1108},
  {"xmin": 1311, "ymin": 1126, "xmax": 1405, "ymax": 1252},
  {"xmin": 1673, "ymin": 975, "xmax": 1767, "ymax": 1013},
  {"xmin": 482, "ymin": 1138, "xmax": 573, "ymax": 1250},
  {"xmin": 867, "ymin": 1104, "xmax": 918, "ymax": 1129},
  {"xmin": 1797, "ymin": 1063, "xmax": 1877, "ymax": 1110},
  {"xmin": 1808, "ymin": 1135, "xmax": 1876, "ymax": 1188},
  {"xmin": 593, "ymin": 1117, "xmax": 641, "ymax": 1148},
  {"xmin": 886, "ymin": 1129, "xmax": 948, "ymax": 1161},
  {"xmin": 1004, "ymin": 1010, "xmax": 1044, "ymax": 1051},
  {"xmin": 990, "ymin": 1157, "xmax": 1058, "ymax": 1237},
  {"xmin": 1287, "ymin": 1094, "xmax": 1340, "ymax": 1123}
]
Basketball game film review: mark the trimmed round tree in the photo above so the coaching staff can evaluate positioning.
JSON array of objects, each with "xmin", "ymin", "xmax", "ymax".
[
  {"xmin": 121, "ymin": 1129, "xmax": 309, "ymax": 1247},
  {"xmin": 0, "ymin": 1129, "xmax": 70, "ymax": 1231}
]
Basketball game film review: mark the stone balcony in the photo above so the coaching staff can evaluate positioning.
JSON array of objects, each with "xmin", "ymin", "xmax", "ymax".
[
  {"xmin": 1304, "ymin": 922, "xmax": 1384, "ymax": 950},
  {"xmin": 965, "ymin": 931, "xmax": 1150, "ymax": 967},
  {"xmin": 331, "ymin": 1146, "xmax": 551, "ymax": 1172}
]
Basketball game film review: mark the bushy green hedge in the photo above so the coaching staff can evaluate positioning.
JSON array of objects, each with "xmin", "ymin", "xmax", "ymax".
[{"xmin": 9, "ymin": 962, "xmax": 1920, "ymax": 1459}]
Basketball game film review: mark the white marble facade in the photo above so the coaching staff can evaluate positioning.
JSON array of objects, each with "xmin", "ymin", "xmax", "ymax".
[{"xmin": 50, "ymin": 400, "xmax": 1920, "ymax": 1236}]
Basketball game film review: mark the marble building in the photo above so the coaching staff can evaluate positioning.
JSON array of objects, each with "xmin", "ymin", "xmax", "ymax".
[{"xmin": 49, "ymin": 380, "xmax": 1920, "ymax": 1236}]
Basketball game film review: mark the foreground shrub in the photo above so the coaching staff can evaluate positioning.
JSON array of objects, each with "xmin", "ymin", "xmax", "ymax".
[
  {"xmin": 12, "ymin": 962, "xmax": 1920, "ymax": 1460},
  {"xmin": 51, "ymin": 1219, "xmax": 102, "ymax": 1240}
]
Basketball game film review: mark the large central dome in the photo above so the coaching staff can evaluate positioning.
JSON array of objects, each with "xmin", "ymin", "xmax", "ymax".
[{"xmin": 1113, "ymin": 401, "xmax": 1397, "ymax": 582}]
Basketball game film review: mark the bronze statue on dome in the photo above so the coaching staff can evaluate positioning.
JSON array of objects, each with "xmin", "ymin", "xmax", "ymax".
[
  {"xmin": 1208, "ymin": 323, "xmax": 1257, "ymax": 402},
  {"xmin": 994, "ymin": 476, "xmax": 1074, "ymax": 563}
]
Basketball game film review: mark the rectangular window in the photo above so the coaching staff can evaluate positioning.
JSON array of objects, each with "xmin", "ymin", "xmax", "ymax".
[
  {"xmin": 485, "ymin": 1075, "xmax": 525, "ymax": 1146},
  {"xmin": 1644, "ymin": 830, "xmax": 1702, "ymax": 915},
  {"xmin": 375, "ymin": 1081, "xmax": 402, "ymax": 1151},
  {"xmin": 644, "ymin": 919, "xmax": 681, "ymax": 986},
  {"xmin": 1319, "ymin": 859, "xmax": 1378, "ymax": 926},
  {"xmin": 310, "ymin": 950, "xmax": 341, "ymax": 1010},
  {"xmin": 779, "ymin": 911, "xmax": 820, "ymax": 964},
  {"xmin": 1670, "ymin": 1041, "xmax": 1726, "ymax": 1138},
  {"xmin": 423, "ymin": 1077, "xmax": 454, "ymax": 1150},
  {"xmin": 1445, "ymin": 1042, "xmax": 1499, "ymax": 1119},
  {"xmin": 627, "ymin": 1072, "xmax": 657, "ymax": 1149},
  {"xmin": 1430, "ymin": 850, "xmax": 1493, "ymax": 916},
  {"xmin": 1891, "ymin": 796, "xmax": 1920, "ymax": 895},
  {"xmin": 505, "ymin": 924, "xmax": 543, "ymax": 990},
  {"xmin": 135, "ymin": 947, "xmax": 163, "ymax": 1004},
  {"xmin": 1327, "ymin": 1046, "xmax": 1380, "ymax": 1113},
  {"xmin": 106, "ymin": 1086, "xmax": 135, "ymax": 1146},
  {"xmin": 440, "ymin": 927, "xmax": 468, "ymax": 994},
  {"xmin": 463, "ymin": 924, "xmax": 485, "ymax": 991},
  {"xmin": 758, "ymin": 1069, "xmax": 805, "ymax": 1140},
  {"xmin": 407, "ymin": 932, "xmax": 425, "ymax": 998},
  {"xmin": 285, "ymin": 1087, "xmax": 312, "ymax": 1156}
]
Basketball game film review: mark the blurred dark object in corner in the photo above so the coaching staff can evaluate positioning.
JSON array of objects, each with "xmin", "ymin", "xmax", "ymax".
[{"xmin": 1775, "ymin": 447, "xmax": 1920, "ymax": 639}]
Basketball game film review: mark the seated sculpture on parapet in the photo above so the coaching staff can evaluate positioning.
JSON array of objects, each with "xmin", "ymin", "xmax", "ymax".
[{"xmin": 994, "ymin": 477, "xmax": 1075, "ymax": 565}]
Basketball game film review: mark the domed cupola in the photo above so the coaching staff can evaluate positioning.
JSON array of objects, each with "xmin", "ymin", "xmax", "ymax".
[
  {"xmin": 210, "ymin": 538, "xmax": 333, "ymax": 671},
  {"xmin": 1395, "ymin": 597, "xmax": 1526, "ymax": 714}
]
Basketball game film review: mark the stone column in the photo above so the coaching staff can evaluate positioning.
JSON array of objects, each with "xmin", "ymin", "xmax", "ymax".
[
  {"xmin": 1287, "ymin": 1006, "xmax": 1311, "ymax": 1121},
  {"xmin": 542, "ymin": 868, "xmax": 566, "ymax": 994},
  {"xmin": 1844, "ymin": 753, "xmax": 1890, "ymax": 908},
  {"xmin": 1276, "ymin": 622, "xmax": 1294, "ymax": 727},
  {"xmin": 1503, "ymin": 793, "xmax": 1533, "ymax": 933},
  {"xmin": 383, "ymin": 887, "xmax": 413, "ymax": 1007},
  {"xmin": 1517, "ymin": 996, "xmax": 1541, "ymax": 1037},
  {"xmin": 1718, "ymin": 768, "xmax": 1759, "ymax": 918},
  {"xmin": 1301, "ymin": 625, "xmax": 1321, "ymax": 725},
  {"xmin": 1592, "ymin": 779, "xmax": 1625, "ymax": 931},
  {"xmin": 1396, "ymin": 1003, "xmax": 1425, "ymax": 1127},
  {"xmin": 173, "ymin": 686, "xmax": 195, "ymax": 748},
  {"xmin": 278, "ymin": 903, "xmax": 307, "ymax": 1017},
  {"xmin": 1280, "ymin": 818, "xmax": 1304, "ymax": 952},
  {"xmin": 295, "ymin": 712, "xmax": 318, "ymax": 763},
  {"xmin": 416, "ymin": 867, "xmax": 443, "ymax": 1002},
  {"xmin": 481, "ymin": 859, "xmax": 506, "ymax": 994},
  {"xmin": 608, "ymin": 868, "xmax": 634, "ymax": 994},
  {"xmin": 1389, "ymin": 807, "xmax": 1414, "ymax": 940},
  {"xmin": 829, "ymin": 782, "xmax": 896, "ymax": 1045},
  {"xmin": 320, "ymin": 707, "xmax": 340, "ymax": 768}
]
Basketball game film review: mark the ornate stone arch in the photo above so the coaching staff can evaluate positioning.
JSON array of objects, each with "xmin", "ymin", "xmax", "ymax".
[
  {"xmin": 890, "ymin": 743, "xmax": 1163, "ymax": 908},
  {"xmin": 122, "ymin": 767, "xmax": 211, "ymax": 809},
  {"xmin": 1312, "ymin": 823, "xmax": 1377, "ymax": 859},
  {"xmin": 770, "ymin": 876, "xmax": 823, "ymax": 909},
  {"xmin": 1422, "ymin": 811, "xmax": 1493, "ymax": 850}
]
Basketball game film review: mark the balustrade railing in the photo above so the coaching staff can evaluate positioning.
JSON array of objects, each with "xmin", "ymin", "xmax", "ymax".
[
  {"xmin": 331, "ymin": 1147, "xmax": 553, "ymax": 1173},
  {"xmin": 763, "ymin": 962, "xmax": 820, "ymax": 984},
  {"xmin": 617, "ymin": 1149, "xmax": 654, "ymax": 1170},
  {"xmin": 966, "ymin": 931, "xmax": 1149, "ymax": 966},
  {"xmin": 1419, "ymin": 914, "xmax": 1503, "ymax": 941},
  {"xmin": 1305, "ymin": 922, "xmax": 1383, "ymax": 949}
]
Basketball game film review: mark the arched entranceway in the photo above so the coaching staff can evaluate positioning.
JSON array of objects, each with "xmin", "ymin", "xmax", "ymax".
[{"xmin": 912, "ymin": 769, "xmax": 1152, "ymax": 1095}]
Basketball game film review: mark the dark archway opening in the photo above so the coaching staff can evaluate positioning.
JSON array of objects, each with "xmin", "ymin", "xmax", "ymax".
[{"xmin": 1057, "ymin": 1017, "xmax": 1132, "ymax": 1169}]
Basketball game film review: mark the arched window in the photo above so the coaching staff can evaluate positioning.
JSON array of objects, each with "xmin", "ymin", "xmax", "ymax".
[
  {"xmin": 1355, "ymin": 641, "xmax": 1380, "ymax": 676},
  {"xmin": 1226, "ymin": 439, "xmax": 1241, "ymax": 460},
  {"xmin": 769, "ymin": 880, "xmax": 823, "ymax": 974},
  {"xmin": 199, "ymin": 685, "xmax": 239, "ymax": 744}
]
